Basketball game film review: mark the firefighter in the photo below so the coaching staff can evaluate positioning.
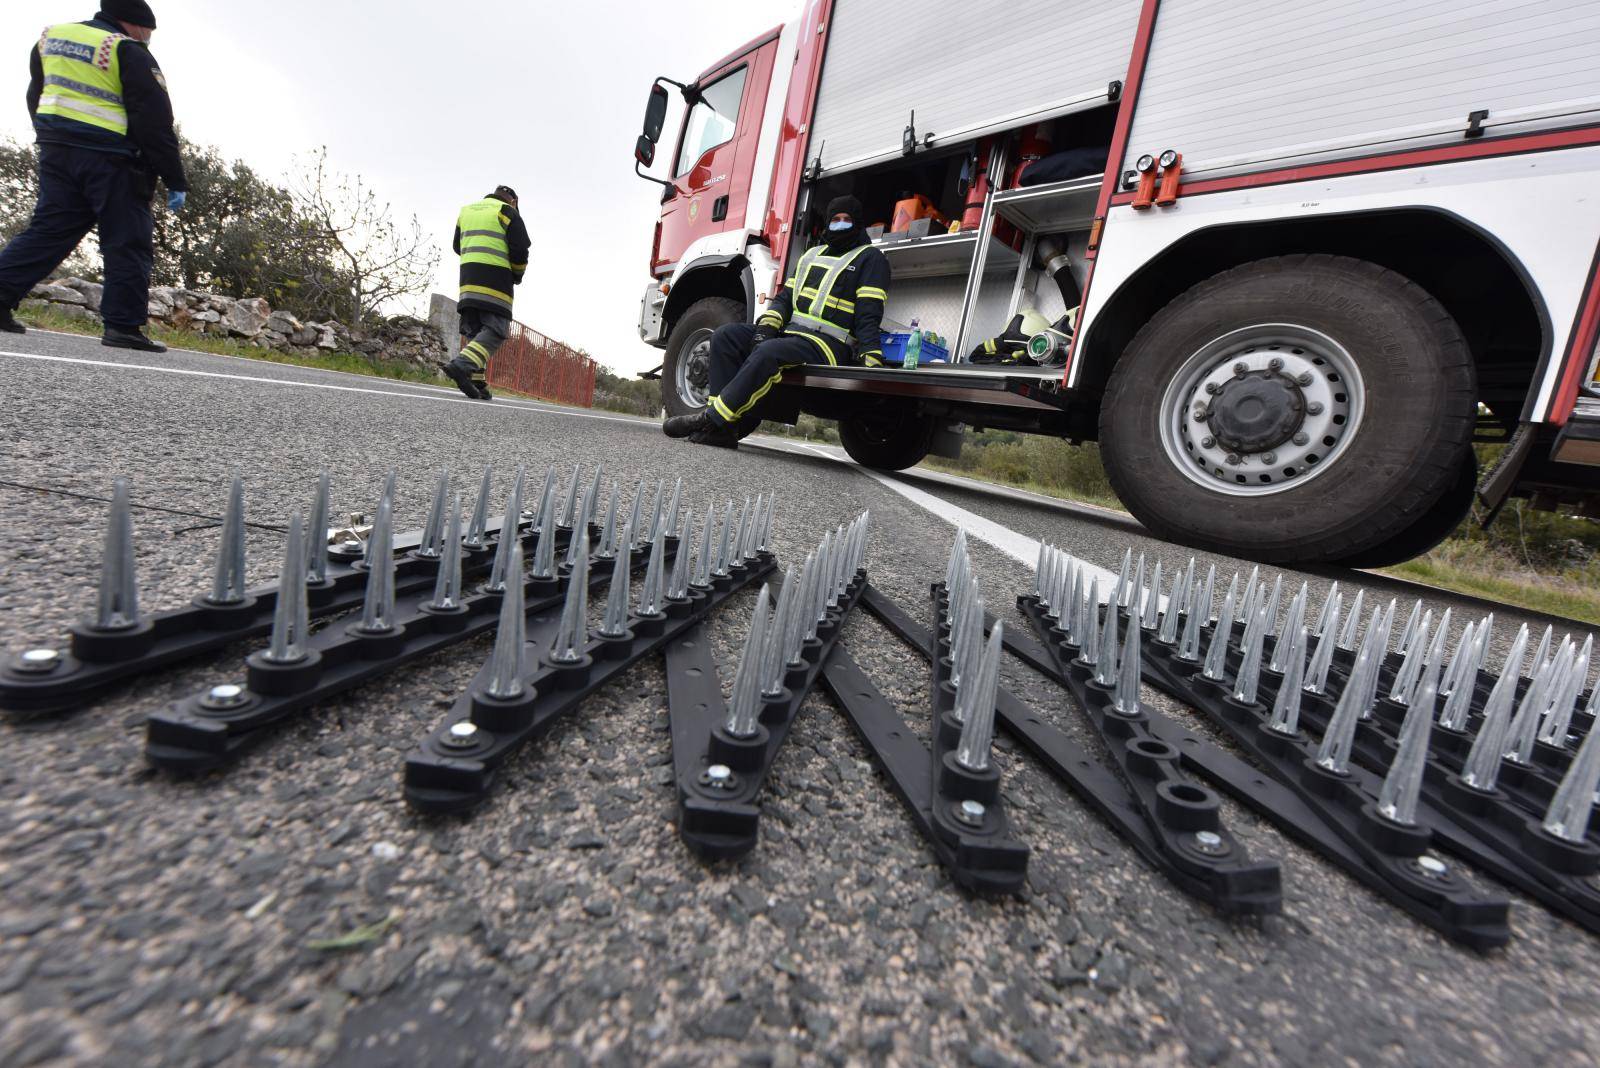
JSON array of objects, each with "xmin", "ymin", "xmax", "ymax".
[
  {"xmin": 0, "ymin": 0, "xmax": 187, "ymax": 351},
  {"xmin": 662, "ymin": 195, "xmax": 891, "ymax": 447},
  {"xmin": 440, "ymin": 185, "xmax": 530, "ymax": 401}
]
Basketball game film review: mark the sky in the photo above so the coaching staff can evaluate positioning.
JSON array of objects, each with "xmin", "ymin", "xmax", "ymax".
[{"xmin": 0, "ymin": 0, "xmax": 796, "ymax": 375}]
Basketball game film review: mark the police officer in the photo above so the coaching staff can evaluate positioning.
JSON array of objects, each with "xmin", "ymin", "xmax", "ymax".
[
  {"xmin": 662, "ymin": 195, "xmax": 891, "ymax": 447},
  {"xmin": 0, "ymin": 1, "xmax": 187, "ymax": 352},
  {"xmin": 440, "ymin": 185, "xmax": 530, "ymax": 401}
]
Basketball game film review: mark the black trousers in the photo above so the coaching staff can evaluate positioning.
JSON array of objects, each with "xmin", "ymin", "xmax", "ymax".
[
  {"xmin": 706, "ymin": 323, "xmax": 840, "ymax": 427},
  {"xmin": 0, "ymin": 143, "xmax": 155, "ymax": 329}
]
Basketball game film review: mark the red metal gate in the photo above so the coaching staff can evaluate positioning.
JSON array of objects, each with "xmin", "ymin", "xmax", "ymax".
[{"xmin": 487, "ymin": 322, "xmax": 597, "ymax": 407}]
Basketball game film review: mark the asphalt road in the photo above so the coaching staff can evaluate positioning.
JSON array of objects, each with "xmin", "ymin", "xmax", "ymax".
[{"xmin": 1, "ymin": 328, "xmax": 1597, "ymax": 1068}]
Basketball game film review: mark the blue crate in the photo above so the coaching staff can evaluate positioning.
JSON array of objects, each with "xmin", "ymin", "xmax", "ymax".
[{"xmin": 879, "ymin": 331, "xmax": 950, "ymax": 367}]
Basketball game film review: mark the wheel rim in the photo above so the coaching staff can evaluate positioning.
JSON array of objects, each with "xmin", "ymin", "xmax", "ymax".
[
  {"xmin": 675, "ymin": 329, "xmax": 713, "ymax": 409},
  {"xmin": 1159, "ymin": 324, "xmax": 1365, "ymax": 498}
]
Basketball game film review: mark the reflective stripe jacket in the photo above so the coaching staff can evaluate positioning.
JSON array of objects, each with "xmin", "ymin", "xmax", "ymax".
[
  {"xmin": 26, "ymin": 18, "xmax": 187, "ymax": 192},
  {"xmin": 452, "ymin": 197, "xmax": 532, "ymax": 315},
  {"xmin": 758, "ymin": 230, "xmax": 891, "ymax": 365}
]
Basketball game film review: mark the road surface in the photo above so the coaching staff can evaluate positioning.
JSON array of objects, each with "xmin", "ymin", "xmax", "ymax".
[{"xmin": 0, "ymin": 329, "xmax": 1596, "ymax": 1067}]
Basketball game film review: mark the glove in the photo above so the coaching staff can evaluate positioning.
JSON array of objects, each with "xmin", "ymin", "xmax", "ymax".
[{"xmin": 167, "ymin": 190, "xmax": 187, "ymax": 212}]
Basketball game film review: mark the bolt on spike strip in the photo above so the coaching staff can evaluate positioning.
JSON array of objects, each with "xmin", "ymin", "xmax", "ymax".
[
  {"xmin": 1202, "ymin": 580, "xmax": 1237, "ymax": 682},
  {"xmin": 955, "ymin": 624, "xmax": 1004, "ymax": 770},
  {"xmin": 667, "ymin": 515, "xmax": 691, "ymax": 602},
  {"xmin": 1304, "ymin": 596, "xmax": 1341, "ymax": 695},
  {"xmin": 94, "ymin": 478, "xmax": 141, "ymax": 630},
  {"xmin": 1269, "ymin": 585, "xmax": 1309, "ymax": 674},
  {"xmin": 429, "ymin": 496, "xmax": 466, "ymax": 611},
  {"xmin": 600, "ymin": 525, "xmax": 634, "ymax": 639},
  {"xmin": 265, "ymin": 512, "xmax": 310, "ymax": 663},
  {"xmin": 1140, "ymin": 561, "xmax": 1162, "ymax": 632},
  {"xmin": 1113, "ymin": 616, "xmax": 1142, "ymax": 716},
  {"xmin": 483, "ymin": 542, "xmax": 528, "ymax": 700},
  {"xmin": 416, "ymin": 469, "xmax": 450, "ymax": 559},
  {"xmin": 597, "ymin": 484, "xmax": 620, "ymax": 559},
  {"xmin": 207, "ymin": 475, "xmax": 249, "ymax": 605},
  {"xmin": 1266, "ymin": 628, "xmax": 1308, "ymax": 736},
  {"xmin": 357, "ymin": 493, "xmax": 398, "ymax": 634},
  {"xmin": 1312, "ymin": 582, "xmax": 1340, "ymax": 638},
  {"xmin": 1389, "ymin": 611, "xmax": 1432, "ymax": 704},
  {"xmin": 1543, "ymin": 718, "xmax": 1600, "ymax": 841},
  {"xmin": 1459, "ymin": 628, "xmax": 1529, "ymax": 791},
  {"xmin": 305, "ymin": 472, "xmax": 331, "ymax": 585},
  {"xmin": 550, "ymin": 532, "xmax": 591, "ymax": 664},
  {"xmin": 464, "ymin": 466, "xmax": 493, "ymax": 549},
  {"xmin": 485, "ymin": 471, "xmax": 526, "ymax": 593},
  {"xmin": 1541, "ymin": 635, "xmax": 1592, "ymax": 748},
  {"xmin": 726, "ymin": 585, "xmax": 772, "ymax": 738},
  {"xmin": 639, "ymin": 530, "xmax": 667, "ymax": 618},
  {"xmin": 1376, "ymin": 676, "xmax": 1437, "ymax": 826}
]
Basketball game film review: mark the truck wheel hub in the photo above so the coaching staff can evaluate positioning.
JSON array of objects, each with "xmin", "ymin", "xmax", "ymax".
[{"xmin": 1206, "ymin": 371, "xmax": 1304, "ymax": 454}]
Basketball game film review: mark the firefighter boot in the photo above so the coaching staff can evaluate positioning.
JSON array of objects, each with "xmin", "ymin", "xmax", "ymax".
[
  {"xmin": 0, "ymin": 307, "xmax": 24, "ymax": 334},
  {"xmin": 103, "ymin": 326, "xmax": 167, "ymax": 353},
  {"xmin": 471, "ymin": 375, "xmax": 493, "ymax": 401},
  {"xmin": 439, "ymin": 358, "xmax": 484, "ymax": 400},
  {"xmin": 662, "ymin": 409, "xmax": 712, "ymax": 439}
]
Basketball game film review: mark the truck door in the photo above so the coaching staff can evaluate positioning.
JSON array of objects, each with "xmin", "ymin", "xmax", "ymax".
[{"xmin": 655, "ymin": 45, "xmax": 776, "ymax": 274}]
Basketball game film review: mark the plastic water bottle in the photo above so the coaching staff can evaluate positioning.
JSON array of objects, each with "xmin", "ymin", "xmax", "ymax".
[{"xmin": 905, "ymin": 319, "xmax": 922, "ymax": 370}]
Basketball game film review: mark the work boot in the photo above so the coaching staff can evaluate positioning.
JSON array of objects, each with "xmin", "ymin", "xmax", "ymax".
[
  {"xmin": 438, "ymin": 359, "xmax": 481, "ymax": 400},
  {"xmin": 102, "ymin": 326, "xmax": 166, "ymax": 353},
  {"xmin": 0, "ymin": 308, "xmax": 24, "ymax": 334},
  {"xmin": 690, "ymin": 427, "xmax": 741, "ymax": 450},
  {"xmin": 471, "ymin": 377, "xmax": 494, "ymax": 401},
  {"xmin": 663, "ymin": 409, "xmax": 713, "ymax": 439}
]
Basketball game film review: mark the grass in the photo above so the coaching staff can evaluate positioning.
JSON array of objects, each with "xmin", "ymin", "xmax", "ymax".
[
  {"xmin": 306, "ymin": 913, "xmax": 398, "ymax": 952},
  {"xmin": 18, "ymin": 302, "xmax": 439, "ymax": 385},
  {"xmin": 1381, "ymin": 526, "xmax": 1600, "ymax": 625}
]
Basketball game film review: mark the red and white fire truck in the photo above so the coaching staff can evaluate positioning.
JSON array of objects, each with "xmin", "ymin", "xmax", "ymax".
[{"xmin": 631, "ymin": 0, "xmax": 1600, "ymax": 566}]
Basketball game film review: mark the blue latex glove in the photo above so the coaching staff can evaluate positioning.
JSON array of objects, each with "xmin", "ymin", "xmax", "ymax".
[{"xmin": 167, "ymin": 190, "xmax": 187, "ymax": 212}]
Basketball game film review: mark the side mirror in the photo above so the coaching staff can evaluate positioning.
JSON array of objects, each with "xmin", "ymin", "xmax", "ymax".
[
  {"xmin": 634, "ymin": 134, "xmax": 656, "ymax": 168},
  {"xmin": 643, "ymin": 84, "xmax": 670, "ymax": 144}
]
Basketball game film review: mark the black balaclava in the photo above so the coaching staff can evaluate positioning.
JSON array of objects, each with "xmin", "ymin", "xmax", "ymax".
[
  {"xmin": 99, "ymin": 0, "xmax": 157, "ymax": 29},
  {"xmin": 823, "ymin": 194, "xmax": 865, "ymax": 253}
]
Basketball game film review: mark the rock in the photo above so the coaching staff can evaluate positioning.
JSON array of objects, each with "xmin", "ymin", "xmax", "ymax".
[
  {"xmin": 224, "ymin": 298, "xmax": 271, "ymax": 338},
  {"xmin": 266, "ymin": 310, "xmax": 303, "ymax": 336},
  {"xmin": 32, "ymin": 283, "xmax": 87, "ymax": 305},
  {"xmin": 290, "ymin": 325, "xmax": 319, "ymax": 346},
  {"xmin": 60, "ymin": 277, "xmax": 104, "ymax": 311},
  {"xmin": 192, "ymin": 310, "xmax": 221, "ymax": 324},
  {"xmin": 261, "ymin": 330, "xmax": 289, "ymax": 348},
  {"xmin": 316, "ymin": 326, "xmax": 338, "ymax": 350}
]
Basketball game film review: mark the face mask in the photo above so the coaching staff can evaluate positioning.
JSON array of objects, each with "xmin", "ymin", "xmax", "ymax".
[{"xmin": 828, "ymin": 220, "xmax": 854, "ymax": 232}]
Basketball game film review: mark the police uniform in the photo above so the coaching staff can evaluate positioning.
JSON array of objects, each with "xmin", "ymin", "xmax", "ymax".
[
  {"xmin": 0, "ymin": 1, "xmax": 186, "ymax": 349},
  {"xmin": 441, "ymin": 189, "xmax": 531, "ymax": 401},
  {"xmin": 664, "ymin": 195, "xmax": 891, "ymax": 445}
]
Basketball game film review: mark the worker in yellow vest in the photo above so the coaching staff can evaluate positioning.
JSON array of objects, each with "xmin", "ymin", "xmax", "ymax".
[
  {"xmin": 0, "ymin": 1, "xmax": 187, "ymax": 352},
  {"xmin": 440, "ymin": 186, "xmax": 531, "ymax": 401}
]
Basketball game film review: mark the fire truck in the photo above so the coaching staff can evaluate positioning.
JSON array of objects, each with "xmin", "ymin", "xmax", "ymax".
[{"xmin": 631, "ymin": 0, "xmax": 1600, "ymax": 566}]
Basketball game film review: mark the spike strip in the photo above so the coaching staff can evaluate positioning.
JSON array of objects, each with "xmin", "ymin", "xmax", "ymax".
[
  {"xmin": 692, "ymin": 503, "xmax": 716, "ymax": 589},
  {"xmin": 666, "ymin": 514, "xmax": 692, "ymax": 604},
  {"xmin": 415, "ymin": 469, "xmax": 451, "ymax": 560},
  {"xmin": 647, "ymin": 480, "xmax": 668, "ymax": 547},
  {"xmin": 725, "ymin": 586, "xmax": 773, "ymax": 738},
  {"xmin": 484, "ymin": 472, "xmax": 526, "ymax": 594},
  {"xmin": 356, "ymin": 493, "xmax": 399, "ymax": 634},
  {"xmin": 264, "ymin": 513, "xmax": 310, "ymax": 665},
  {"xmin": 1261, "ymin": 575, "xmax": 1283, "ymax": 640},
  {"xmin": 1540, "ymin": 636, "xmax": 1592, "ymax": 748},
  {"xmin": 305, "ymin": 472, "xmax": 332, "ymax": 586},
  {"xmin": 206, "ymin": 476, "xmax": 249, "ymax": 606},
  {"xmin": 1338, "ymin": 589, "xmax": 1366, "ymax": 651},
  {"xmin": 1010, "ymin": 587, "xmax": 1283, "ymax": 915},
  {"xmin": 1201, "ymin": 577, "xmax": 1237, "ymax": 682},
  {"xmin": 1304, "ymin": 596, "xmax": 1341, "ymax": 696},
  {"xmin": 596, "ymin": 484, "xmax": 620, "ymax": 560},
  {"xmin": 1139, "ymin": 560, "xmax": 1162, "ymax": 632},
  {"xmin": 1312, "ymin": 583, "xmax": 1341, "ymax": 639},
  {"xmin": 599, "ymin": 526, "xmax": 635, "ymax": 639},
  {"xmin": 1156, "ymin": 567, "xmax": 1183, "ymax": 646},
  {"xmin": 1268, "ymin": 585, "xmax": 1308, "ymax": 675},
  {"xmin": 428, "ymin": 496, "xmax": 467, "ymax": 612},
  {"xmin": 549, "ymin": 533, "xmax": 593, "ymax": 664},
  {"xmin": 1458, "ymin": 627, "xmax": 1529, "ymax": 793},
  {"xmin": 483, "ymin": 542, "xmax": 528, "ymax": 700},
  {"xmin": 464, "ymin": 466, "xmax": 493, "ymax": 550},
  {"xmin": 529, "ymin": 480, "xmax": 561, "ymax": 580},
  {"xmin": 638, "ymin": 529, "xmax": 668, "ymax": 619},
  {"xmin": 1265, "ymin": 628, "xmax": 1308, "ymax": 736},
  {"xmin": 145, "ymin": 529, "xmax": 677, "ymax": 772}
]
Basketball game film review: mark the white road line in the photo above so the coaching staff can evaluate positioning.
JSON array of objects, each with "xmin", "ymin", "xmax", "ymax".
[{"xmin": 0, "ymin": 349, "xmax": 652, "ymax": 427}]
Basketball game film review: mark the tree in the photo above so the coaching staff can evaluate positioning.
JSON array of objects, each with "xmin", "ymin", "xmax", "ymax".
[{"xmin": 289, "ymin": 147, "xmax": 439, "ymax": 325}]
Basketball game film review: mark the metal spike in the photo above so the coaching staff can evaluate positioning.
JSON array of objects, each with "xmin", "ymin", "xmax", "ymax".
[
  {"xmin": 1115, "ymin": 548, "xmax": 1133, "ymax": 609},
  {"xmin": 1232, "ymin": 612, "xmax": 1266, "ymax": 706},
  {"xmin": 530, "ymin": 466, "xmax": 558, "ymax": 532},
  {"xmin": 1094, "ymin": 593, "xmax": 1120, "ymax": 688},
  {"xmin": 1540, "ymin": 635, "xmax": 1591, "ymax": 748},
  {"xmin": 741, "ymin": 494, "xmax": 764, "ymax": 562},
  {"xmin": 599, "ymin": 524, "xmax": 634, "ymax": 639},
  {"xmin": 1157, "ymin": 566, "xmax": 1184, "ymax": 645},
  {"xmin": 955, "ymin": 624, "xmax": 1004, "ymax": 771},
  {"xmin": 667, "ymin": 514, "xmax": 691, "ymax": 602},
  {"xmin": 1460, "ymin": 626, "xmax": 1528, "ymax": 792},
  {"xmin": 264, "ymin": 511, "xmax": 309, "ymax": 663},
  {"xmin": 1076, "ymin": 579, "xmax": 1101, "ymax": 668},
  {"xmin": 1356, "ymin": 607, "xmax": 1388, "ymax": 718},
  {"xmin": 1420, "ymin": 608, "xmax": 1452, "ymax": 681},
  {"xmin": 761, "ymin": 492, "xmax": 779, "ymax": 554},
  {"xmin": 1267, "ymin": 627, "xmax": 1308, "ymax": 735},
  {"xmin": 1032, "ymin": 542, "xmax": 1048, "ymax": 598},
  {"xmin": 1238, "ymin": 566, "xmax": 1261, "ymax": 625},
  {"xmin": 305, "ymin": 472, "xmax": 331, "ymax": 585},
  {"xmin": 358, "ymin": 492, "xmax": 397, "ymax": 633},
  {"xmin": 803, "ymin": 545, "xmax": 825, "ymax": 643},
  {"xmin": 1389, "ymin": 611, "xmax": 1432, "ymax": 705},
  {"xmin": 626, "ymin": 480, "xmax": 647, "ymax": 546},
  {"xmin": 586, "ymin": 467, "xmax": 604, "ymax": 525},
  {"xmin": 785, "ymin": 552, "xmax": 815, "ymax": 667},
  {"xmin": 1543, "ymin": 713, "xmax": 1600, "ymax": 842},
  {"xmin": 726, "ymin": 585, "xmax": 772, "ymax": 738},
  {"xmin": 732, "ymin": 497, "xmax": 752, "ymax": 568},
  {"xmin": 1505, "ymin": 648, "xmax": 1560, "ymax": 766},
  {"xmin": 596, "ymin": 484, "xmax": 620, "ymax": 560},
  {"xmin": 1395, "ymin": 599, "xmax": 1423, "ymax": 658},
  {"xmin": 529, "ymin": 479, "xmax": 559, "ymax": 581},
  {"xmin": 1316, "ymin": 633, "xmax": 1374, "ymax": 775},
  {"xmin": 952, "ymin": 596, "xmax": 985, "ymax": 718},
  {"xmin": 1304, "ymin": 595, "xmax": 1340, "ymax": 696},
  {"xmin": 1269, "ymin": 584, "xmax": 1309, "ymax": 674},
  {"xmin": 1262, "ymin": 574, "xmax": 1283, "ymax": 639},
  {"xmin": 1202, "ymin": 579, "xmax": 1238, "ymax": 682},
  {"xmin": 558, "ymin": 464, "xmax": 581, "ymax": 529},
  {"xmin": 93, "ymin": 478, "xmax": 141, "ymax": 629},
  {"xmin": 429, "ymin": 494, "xmax": 465, "ymax": 611},
  {"xmin": 1140, "ymin": 560, "xmax": 1162, "ymax": 632},
  {"xmin": 1469, "ymin": 614, "xmax": 1495, "ymax": 685},
  {"xmin": 206, "ymin": 475, "xmax": 248, "ymax": 605},
  {"xmin": 1056, "ymin": 558, "xmax": 1076, "ymax": 625},
  {"xmin": 1217, "ymin": 572, "xmax": 1239, "ymax": 626},
  {"xmin": 1113, "ymin": 614, "xmax": 1143, "ymax": 715},
  {"xmin": 639, "ymin": 529, "xmax": 667, "ymax": 617},
  {"xmin": 1337, "ymin": 588, "xmax": 1365, "ymax": 651},
  {"xmin": 361, "ymin": 475, "xmax": 396, "ymax": 571},
  {"xmin": 947, "ymin": 529, "xmax": 969, "ymax": 591},
  {"xmin": 693, "ymin": 503, "xmax": 716, "ymax": 588},
  {"xmin": 417, "ymin": 469, "xmax": 450, "ymax": 559},
  {"xmin": 665, "ymin": 478, "xmax": 684, "ymax": 545},
  {"xmin": 551, "ymin": 531, "xmax": 591, "ymax": 663},
  {"xmin": 485, "ymin": 472, "xmax": 526, "ymax": 593},
  {"xmin": 1130, "ymin": 554, "xmax": 1147, "ymax": 623},
  {"xmin": 1311, "ymin": 582, "xmax": 1340, "ymax": 639},
  {"xmin": 1377, "ymin": 675, "xmax": 1437, "ymax": 826},
  {"xmin": 647, "ymin": 479, "xmax": 668, "ymax": 546},
  {"xmin": 464, "ymin": 466, "xmax": 493, "ymax": 549},
  {"xmin": 714, "ymin": 500, "xmax": 736, "ymax": 577},
  {"xmin": 484, "ymin": 541, "xmax": 527, "ymax": 699},
  {"xmin": 1437, "ymin": 622, "xmax": 1477, "ymax": 702},
  {"xmin": 1526, "ymin": 625, "xmax": 1554, "ymax": 684},
  {"xmin": 566, "ymin": 476, "xmax": 598, "ymax": 568},
  {"xmin": 761, "ymin": 567, "xmax": 799, "ymax": 697},
  {"xmin": 1065, "ymin": 565, "xmax": 1086, "ymax": 647}
]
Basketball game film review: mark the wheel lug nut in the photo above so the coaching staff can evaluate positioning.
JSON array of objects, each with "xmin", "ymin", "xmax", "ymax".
[
  {"xmin": 1200, "ymin": 436, "xmax": 1216, "ymax": 449},
  {"xmin": 1233, "ymin": 362, "xmax": 1248, "ymax": 376},
  {"xmin": 1262, "ymin": 452, "xmax": 1277, "ymax": 464},
  {"xmin": 1297, "ymin": 372, "xmax": 1314, "ymax": 386},
  {"xmin": 1204, "ymin": 382, "xmax": 1221, "ymax": 395},
  {"xmin": 1307, "ymin": 402, "xmax": 1324, "ymax": 416},
  {"xmin": 1292, "ymin": 432, "xmax": 1309, "ymax": 446},
  {"xmin": 1225, "ymin": 454, "xmax": 1241, "ymax": 466},
  {"xmin": 1268, "ymin": 357, "xmax": 1284, "ymax": 371},
  {"xmin": 1192, "ymin": 405, "xmax": 1208, "ymax": 420}
]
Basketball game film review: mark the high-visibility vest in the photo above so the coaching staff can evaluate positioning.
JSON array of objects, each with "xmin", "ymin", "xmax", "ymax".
[
  {"xmin": 785, "ymin": 243, "xmax": 871, "ymax": 344},
  {"xmin": 36, "ymin": 22, "xmax": 130, "ymax": 136},
  {"xmin": 457, "ymin": 198, "xmax": 515, "ymax": 311}
]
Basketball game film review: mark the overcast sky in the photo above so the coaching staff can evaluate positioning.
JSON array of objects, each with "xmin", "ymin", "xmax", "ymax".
[{"xmin": 1, "ymin": 1, "xmax": 796, "ymax": 374}]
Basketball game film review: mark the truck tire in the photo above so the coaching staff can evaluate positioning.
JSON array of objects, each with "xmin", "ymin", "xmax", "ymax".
[
  {"xmin": 1334, "ymin": 451, "xmax": 1477, "ymax": 568},
  {"xmin": 1099, "ymin": 254, "xmax": 1476, "ymax": 565},
  {"xmin": 661, "ymin": 297, "xmax": 743, "ymax": 418},
  {"xmin": 839, "ymin": 406, "xmax": 936, "ymax": 471}
]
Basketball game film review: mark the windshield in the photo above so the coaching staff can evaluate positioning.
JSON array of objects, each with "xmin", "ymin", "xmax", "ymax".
[{"xmin": 674, "ymin": 68, "xmax": 747, "ymax": 178}]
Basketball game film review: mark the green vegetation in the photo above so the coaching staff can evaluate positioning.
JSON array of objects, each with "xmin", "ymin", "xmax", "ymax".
[
  {"xmin": 306, "ymin": 913, "xmax": 397, "ymax": 952},
  {"xmin": 922, "ymin": 431, "xmax": 1600, "ymax": 625}
]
